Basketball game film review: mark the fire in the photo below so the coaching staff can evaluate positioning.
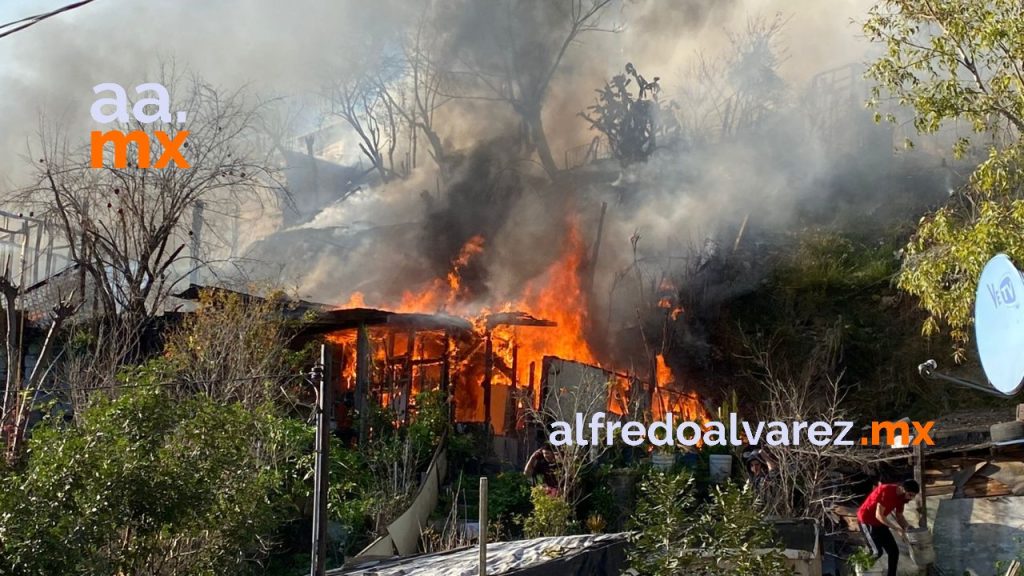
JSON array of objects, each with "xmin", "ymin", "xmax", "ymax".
[
  {"xmin": 656, "ymin": 353, "xmax": 673, "ymax": 387},
  {"xmin": 340, "ymin": 291, "xmax": 367, "ymax": 308},
  {"xmin": 446, "ymin": 235, "xmax": 484, "ymax": 304},
  {"xmin": 327, "ymin": 219, "xmax": 702, "ymax": 437},
  {"xmin": 500, "ymin": 224, "xmax": 596, "ymax": 375},
  {"xmin": 654, "ymin": 353, "xmax": 707, "ymax": 422}
]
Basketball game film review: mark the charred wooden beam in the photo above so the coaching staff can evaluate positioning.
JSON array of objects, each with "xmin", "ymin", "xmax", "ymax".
[
  {"xmin": 403, "ymin": 328, "xmax": 414, "ymax": 428},
  {"xmin": 483, "ymin": 331, "xmax": 493, "ymax": 431},
  {"xmin": 356, "ymin": 323, "xmax": 370, "ymax": 444},
  {"xmin": 484, "ymin": 311, "xmax": 557, "ymax": 329}
]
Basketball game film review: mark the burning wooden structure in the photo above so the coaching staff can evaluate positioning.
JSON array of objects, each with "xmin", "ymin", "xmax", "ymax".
[{"xmin": 311, "ymin": 306, "xmax": 708, "ymax": 451}]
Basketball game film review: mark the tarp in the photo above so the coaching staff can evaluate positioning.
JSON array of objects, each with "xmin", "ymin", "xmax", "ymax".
[
  {"xmin": 356, "ymin": 443, "xmax": 448, "ymax": 558},
  {"xmin": 336, "ymin": 533, "xmax": 629, "ymax": 576}
]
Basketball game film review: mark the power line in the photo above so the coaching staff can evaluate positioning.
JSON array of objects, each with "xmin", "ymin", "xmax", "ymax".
[{"xmin": 0, "ymin": 0, "xmax": 99, "ymax": 40}]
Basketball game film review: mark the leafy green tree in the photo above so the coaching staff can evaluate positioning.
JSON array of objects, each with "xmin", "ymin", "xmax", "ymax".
[
  {"xmin": 864, "ymin": 0, "xmax": 1024, "ymax": 358},
  {"xmin": 0, "ymin": 375, "xmax": 311, "ymax": 576},
  {"xmin": 865, "ymin": 0, "xmax": 1024, "ymax": 140},
  {"xmin": 628, "ymin": 471, "xmax": 790, "ymax": 576}
]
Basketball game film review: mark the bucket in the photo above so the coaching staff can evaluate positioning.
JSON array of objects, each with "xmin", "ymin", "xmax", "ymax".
[
  {"xmin": 854, "ymin": 558, "xmax": 887, "ymax": 576},
  {"xmin": 652, "ymin": 451, "xmax": 674, "ymax": 471},
  {"xmin": 905, "ymin": 527, "xmax": 935, "ymax": 565},
  {"xmin": 708, "ymin": 454, "xmax": 732, "ymax": 483}
]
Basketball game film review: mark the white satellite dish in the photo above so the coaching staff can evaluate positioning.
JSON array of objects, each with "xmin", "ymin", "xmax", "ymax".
[{"xmin": 976, "ymin": 253, "xmax": 1024, "ymax": 395}]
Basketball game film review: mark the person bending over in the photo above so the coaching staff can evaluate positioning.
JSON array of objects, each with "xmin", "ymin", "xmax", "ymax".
[{"xmin": 856, "ymin": 478, "xmax": 920, "ymax": 576}]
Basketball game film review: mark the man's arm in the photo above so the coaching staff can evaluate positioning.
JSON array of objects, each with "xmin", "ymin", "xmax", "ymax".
[
  {"xmin": 874, "ymin": 503, "xmax": 888, "ymax": 526},
  {"xmin": 893, "ymin": 510, "xmax": 910, "ymax": 531},
  {"xmin": 874, "ymin": 504, "xmax": 908, "ymax": 536},
  {"xmin": 524, "ymin": 452, "xmax": 538, "ymax": 477}
]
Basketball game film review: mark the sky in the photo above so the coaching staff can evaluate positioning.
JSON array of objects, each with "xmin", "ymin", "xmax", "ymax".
[{"xmin": 0, "ymin": 0, "xmax": 879, "ymax": 185}]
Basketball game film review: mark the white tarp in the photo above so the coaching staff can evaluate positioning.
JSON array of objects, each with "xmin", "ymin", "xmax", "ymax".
[{"xmin": 337, "ymin": 533, "xmax": 626, "ymax": 576}]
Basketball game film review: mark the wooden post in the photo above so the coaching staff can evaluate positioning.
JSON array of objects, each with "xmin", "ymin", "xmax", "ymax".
[
  {"xmin": 527, "ymin": 361, "xmax": 536, "ymax": 413},
  {"xmin": 587, "ymin": 202, "xmax": 607, "ymax": 296},
  {"xmin": 18, "ymin": 219, "xmax": 29, "ymax": 286},
  {"xmin": 483, "ymin": 331, "xmax": 493, "ymax": 430},
  {"xmin": 356, "ymin": 324, "xmax": 370, "ymax": 444},
  {"xmin": 310, "ymin": 345, "xmax": 332, "ymax": 576},
  {"xmin": 30, "ymin": 222, "xmax": 42, "ymax": 285},
  {"xmin": 403, "ymin": 328, "xmax": 415, "ymax": 427},
  {"xmin": 479, "ymin": 476, "xmax": 488, "ymax": 576},
  {"xmin": 914, "ymin": 442, "xmax": 928, "ymax": 529},
  {"xmin": 510, "ymin": 340, "xmax": 519, "ymax": 430}
]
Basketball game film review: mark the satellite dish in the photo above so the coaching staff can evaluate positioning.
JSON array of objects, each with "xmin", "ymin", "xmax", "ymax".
[{"xmin": 975, "ymin": 253, "xmax": 1024, "ymax": 395}]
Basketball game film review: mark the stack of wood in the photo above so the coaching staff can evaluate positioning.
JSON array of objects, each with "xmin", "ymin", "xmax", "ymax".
[{"xmin": 924, "ymin": 451, "xmax": 1024, "ymax": 499}]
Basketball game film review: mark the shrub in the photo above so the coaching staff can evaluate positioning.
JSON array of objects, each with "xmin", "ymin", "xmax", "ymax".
[
  {"xmin": 522, "ymin": 486, "xmax": 577, "ymax": 538},
  {"xmin": 0, "ymin": 384, "xmax": 310, "ymax": 576},
  {"xmin": 486, "ymin": 472, "xmax": 532, "ymax": 538},
  {"xmin": 628, "ymin": 471, "xmax": 791, "ymax": 576}
]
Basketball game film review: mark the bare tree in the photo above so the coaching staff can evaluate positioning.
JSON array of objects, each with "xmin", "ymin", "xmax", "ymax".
[
  {"xmin": 677, "ymin": 14, "xmax": 789, "ymax": 144},
  {"xmin": 16, "ymin": 69, "xmax": 277, "ymax": 333},
  {"xmin": 520, "ymin": 369, "xmax": 612, "ymax": 508},
  {"xmin": 443, "ymin": 0, "xmax": 615, "ymax": 180},
  {"xmin": 325, "ymin": 67, "xmax": 405, "ymax": 183},
  {"xmin": 382, "ymin": 15, "xmax": 457, "ymax": 180},
  {"xmin": 1, "ymin": 275, "xmax": 80, "ymax": 461},
  {"xmin": 741, "ymin": 331, "xmax": 868, "ymax": 524}
]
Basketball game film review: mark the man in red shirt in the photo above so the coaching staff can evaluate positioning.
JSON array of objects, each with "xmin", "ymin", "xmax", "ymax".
[{"xmin": 856, "ymin": 479, "xmax": 920, "ymax": 576}]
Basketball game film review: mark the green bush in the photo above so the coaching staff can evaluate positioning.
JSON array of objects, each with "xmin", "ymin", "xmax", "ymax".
[
  {"xmin": 628, "ymin": 471, "xmax": 790, "ymax": 576},
  {"xmin": 577, "ymin": 464, "xmax": 617, "ymax": 531},
  {"xmin": 0, "ymin": 383, "xmax": 311, "ymax": 576},
  {"xmin": 522, "ymin": 485, "xmax": 577, "ymax": 538},
  {"xmin": 408, "ymin": 389, "xmax": 450, "ymax": 465},
  {"xmin": 487, "ymin": 472, "xmax": 532, "ymax": 537}
]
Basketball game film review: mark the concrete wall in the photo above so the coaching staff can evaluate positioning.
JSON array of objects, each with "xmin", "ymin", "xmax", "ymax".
[{"xmin": 931, "ymin": 496, "xmax": 1024, "ymax": 575}]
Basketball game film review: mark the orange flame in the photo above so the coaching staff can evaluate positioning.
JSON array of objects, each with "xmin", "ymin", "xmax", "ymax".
[
  {"xmin": 653, "ymin": 353, "xmax": 707, "ymax": 422},
  {"xmin": 328, "ymin": 220, "xmax": 702, "ymax": 435}
]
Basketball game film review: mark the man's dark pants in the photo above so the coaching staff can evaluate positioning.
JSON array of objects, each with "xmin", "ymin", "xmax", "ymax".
[{"xmin": 860, "ymin": 523, "xmax": 899, "ymax": 576}]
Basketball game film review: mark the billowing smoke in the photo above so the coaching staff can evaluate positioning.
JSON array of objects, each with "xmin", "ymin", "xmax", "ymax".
[{"xmin": 1, "ymin": 0, "xmax": 938, "ymax": 343}]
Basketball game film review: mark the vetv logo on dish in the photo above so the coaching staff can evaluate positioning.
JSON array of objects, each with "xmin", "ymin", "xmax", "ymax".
[
  {"xmin": 89, "ymin": 82, "xmax": 189, "ymax": 169},
  {"xmin": 988, "ymin": 274, "xmax": 1017, "ymax": 308}
]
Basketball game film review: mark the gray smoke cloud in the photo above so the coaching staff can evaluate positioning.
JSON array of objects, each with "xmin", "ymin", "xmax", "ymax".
[{"xmin": 2, "ymin": 0, "xmax": 935, "ymax": 334}]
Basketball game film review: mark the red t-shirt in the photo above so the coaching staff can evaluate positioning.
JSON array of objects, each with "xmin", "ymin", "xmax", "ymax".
[{"xmin": 857, "ymin": 483, "xmax": 905, "ymax": 526}]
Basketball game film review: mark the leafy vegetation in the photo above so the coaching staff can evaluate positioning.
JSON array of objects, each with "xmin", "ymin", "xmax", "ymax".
[
  {"xmin": 522, "ymin": 485, "xmax": 577, "ymax": 538},
  {"xmin": 628, "ymin": 471, "xmax": 790, "ymax": 576},
  {"xmin": 0, "ymin": 379, "xmax": 311, "ymax": 576},
  {"xmin": 865, "ymin": 0, "xmax": 1024, "ymax": 359},
  {"xmin": 486, "ymin": 472, "xmax": 533, "ymax": 538}
]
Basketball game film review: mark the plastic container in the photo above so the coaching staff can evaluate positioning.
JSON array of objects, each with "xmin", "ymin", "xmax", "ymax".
[
  {"xmin": 652, "ymin": 451, "xmax": 674, "ymax": 471},
  {"xmin": 906, "ymin": 527, "xmax": 935, "ymax": 565},
  {"xmin": 854, "ymin": 558, "xmax": 887, "ymax": 576},
  {"xmin": 708, "ymin": 454, "xmax": 732, "ymax": 483}
]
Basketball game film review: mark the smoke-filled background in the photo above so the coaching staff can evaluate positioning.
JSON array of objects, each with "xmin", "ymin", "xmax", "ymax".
[{"xmin": 0, "ymin": 0, "xmax": 958, "ymax": 378}]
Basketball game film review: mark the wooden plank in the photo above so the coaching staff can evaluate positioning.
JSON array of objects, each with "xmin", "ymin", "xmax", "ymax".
[
  {"xmin": 915, "ymin": 442, "xmax": 928, "ymax": 529},
  {"xmin": 963, "ymin": 479, "xmax": 1012, "ymax": 498}
]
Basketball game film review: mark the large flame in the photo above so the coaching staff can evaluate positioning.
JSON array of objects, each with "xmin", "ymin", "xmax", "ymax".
[
  {"xmin": 654, "ymin": 353, "xmax": 707, "ymax": 422},
  {"xmin": 328, "ymin": 219, "xmax": 701, "ymax": 435}
]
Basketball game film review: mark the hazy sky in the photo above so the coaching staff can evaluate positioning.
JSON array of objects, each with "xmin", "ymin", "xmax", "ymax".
[{"xmin": 0, "ymin": 0, "xmax": 878, "ymax": 186}]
